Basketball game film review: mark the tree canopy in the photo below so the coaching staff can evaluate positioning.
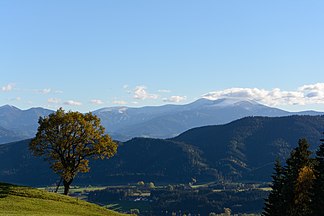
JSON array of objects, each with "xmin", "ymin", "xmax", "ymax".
[
  {"xmin": 30, "ymin": 108, "xmax": 117, "ymax": 195},
  {"xmin": 263, "ymin": 138, "xmax": 324, "ymax": 216},
  {"xmin": 262, "ymin": 159, "xmax": 284, "ymax": 216},
  {"xmin": 311, "ymin": 132, "xmax": 324, "ymax": 216}
]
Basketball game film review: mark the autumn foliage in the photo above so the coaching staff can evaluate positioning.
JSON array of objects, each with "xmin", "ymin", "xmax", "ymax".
[
  {"xmin": 30, "ymin": 108, "xmax": 117, "ymax": 195},
  {"xmin": 263, "ymin": 135, "xmax": 324, "ymax": 216}
]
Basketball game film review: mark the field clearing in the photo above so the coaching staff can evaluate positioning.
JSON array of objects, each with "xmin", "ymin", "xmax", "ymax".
[
  {"xmin": 257, "ymin": 187, "xmax": 272, "ymax": 191},
  {"xmin": 40, "ymin": 185, "xmax": 108, "ymax": 194}
]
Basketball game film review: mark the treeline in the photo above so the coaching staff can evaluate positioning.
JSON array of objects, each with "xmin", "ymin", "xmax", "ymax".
[
  {"xmin": 87, "ymin": 185, "xmax": 268, "ymax": 215},
  {"xmin": 263, "ymin": 133, "xmax": 324, "ymax": 216},
  {"xmin": 151, "ymin": 188, "xmax": 267, "ymax": 215}
]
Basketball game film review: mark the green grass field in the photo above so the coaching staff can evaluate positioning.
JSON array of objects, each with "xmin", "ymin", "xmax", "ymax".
[{"xmin": 0, "ymin": 182, "xmax": 130, "ymax": 216}]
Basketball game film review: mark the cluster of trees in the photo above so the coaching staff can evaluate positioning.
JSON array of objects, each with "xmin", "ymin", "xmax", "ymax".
[
  {"xmin": 87, "ymin": 185, "xmax": 267, "ymax": 215},
  {"xmin": 151, "ymin": 188, "xmax": 267, "ymax": 215},
  {"xmin": 263, "ymin": 134, "xmax": 324, "ymax": 216}
]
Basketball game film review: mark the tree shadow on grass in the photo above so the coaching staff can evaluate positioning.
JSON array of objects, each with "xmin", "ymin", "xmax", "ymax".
[{"xmin": 0, "ymin": 182, "xmax": 15, "ymax": 198}]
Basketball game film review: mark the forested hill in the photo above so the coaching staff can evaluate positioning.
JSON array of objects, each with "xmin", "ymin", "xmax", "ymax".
[
  {"xmin": 0, "ymin": 115, "xmax": 323, "ymax": 186},
  {"xmin": 0, "ymin": 126, "xmax": 27, "ymax": 144},
  {"xmin": 172, "ymin": 115, "xmax": 324, "ymax": 180}
]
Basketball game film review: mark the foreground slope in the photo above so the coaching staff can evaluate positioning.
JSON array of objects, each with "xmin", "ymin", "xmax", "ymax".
[{"xmin": 0, "ymin": 182, "xmax": 127, "ymax": 216}]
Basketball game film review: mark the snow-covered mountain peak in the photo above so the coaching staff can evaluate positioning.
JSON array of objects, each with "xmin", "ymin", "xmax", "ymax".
[
  {"xmin": 195, "ymin": 97, "xmax": 260, "ymax": 108},
  {"xmin": 95, "ymin": 106, "xmax": 129, "ymax": 113}
]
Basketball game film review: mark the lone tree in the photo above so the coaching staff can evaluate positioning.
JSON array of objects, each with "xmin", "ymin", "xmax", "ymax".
[{"xmin": 30, "ymin": 108, "xmax": 117, "ymax": 195}]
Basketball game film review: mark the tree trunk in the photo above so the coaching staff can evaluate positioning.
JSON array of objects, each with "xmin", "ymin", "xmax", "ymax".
[
  {"xmin": 63, "ymin": 179, "xmax": 73, "ymax": 195},
  {"xmin": 55, "ymin": 177, "xmax": 63, "ymax": 193}
]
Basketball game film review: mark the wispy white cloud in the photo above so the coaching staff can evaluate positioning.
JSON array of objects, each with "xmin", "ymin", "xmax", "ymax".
[
  {"xmin": 112, "ymin": 100, "xmax": 128, "ymax": 105},
  {"xmin": 90, "ymin": 99, "xmax": 104, "ymax": 105},
  {"xmin": 48, "ymin": 98, "xmax": 61, "ymax": 104},
  {"xmin": 133, "ymin": 86, "xmax": 158, "ymax": 100},
  {"xmin": 34, "ymin": 88, "xmax": 63, "ymax": 94},
  {"xmin": 123, "ymin": 84, "xmax": 132, "ymax": 94},
  {"xmin": 202, "ymin": 83, "xmax": 324, "ymax": 106},
  {"xmin": 163, "ymin": 95, "xmax": 187, "ymax": 103},
  {"xmin": 158, "ymin": 89, "xmax": 171, "ymax": 93},
  {"xmin": 64, "ymin": 100, "xmax": 82, "ymax": 106},
  {"xmin": 54, "ymin": 90, "xmax": 63, "ymax": 94},
  {"xmin": 9, "ymin": 97, "xmax": 21, "ymax": 101},
  {"xmin": 1, "ymin": 83, "xmax": 14, "ymax": 92},
  {"xmin": 38, "ymin": 88, "xmax": 51, "ymax": 94}
]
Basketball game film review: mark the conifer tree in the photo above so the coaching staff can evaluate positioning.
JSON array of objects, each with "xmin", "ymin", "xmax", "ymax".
[
  {"xmin": 283, "ymin": 138, "xmax": 313, "ymax": 216},
  {"xmin": 294, "ymin": 165, "xmax": 315, "ymax": 216},
  {"xmin": 311, "ymin": 133, "xmax": 324, "ymax": 216},
  {"xmin": 262, "ymin": 159, "xmax": 285, "ymax": 216}
]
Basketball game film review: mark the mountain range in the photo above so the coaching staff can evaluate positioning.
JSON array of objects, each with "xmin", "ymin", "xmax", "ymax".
[
  {"xmin": 0, "ymin": 105, "xmax": 52, "ymax": 143},
  {"xmin": 0, "ymin": 115, "xmax": 323, "ymax": 186},
  {"xmin": 0, "ymin": 98, "xmax": 323, "ymax": 143}
]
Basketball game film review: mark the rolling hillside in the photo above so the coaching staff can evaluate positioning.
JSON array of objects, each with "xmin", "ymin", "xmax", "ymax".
[
  {"xmin": 0, "ymin": 182, "xmax": 128, "ymax": 216},
  {"xmin": 0, "ymin": 138, "xmax": 215, "ymax": 186},
  {"xmin": 0, "ymin": 115, "xmax": 323, "ymax": 186},
  {"xmin": 172, "ymin": 115, "xmax": 324, "ymax": 180}
]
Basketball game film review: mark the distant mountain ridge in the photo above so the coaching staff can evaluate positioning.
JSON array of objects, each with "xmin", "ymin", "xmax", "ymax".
[
  {"xmin": 0, "ymin": 105, "xmax": 53, "ymax": 143},
  {"xmin": 94, "ymin": 98, "xmax": 323, "ymax": 140},
  {"xmin": 1, "ymin": 98, "xmax": 324, "ymax": 143},
  {"xmin": 0, "ymin": 126, "xmax": 27, "ymax": 144},
  {"xmin": 0, "ymin": 115, "xmax": 323, "ymax": 186}
]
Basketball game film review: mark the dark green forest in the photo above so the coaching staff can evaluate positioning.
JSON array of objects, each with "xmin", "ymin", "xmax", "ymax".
[{"xmin": 263, "ymin": 135, "xmax": 324, "ymax": 216}]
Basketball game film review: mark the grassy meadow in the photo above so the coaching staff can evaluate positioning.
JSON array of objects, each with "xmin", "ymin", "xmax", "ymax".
[{"xmin": 0, "ymin": 182, "xmax": 129, "ymax": 216}]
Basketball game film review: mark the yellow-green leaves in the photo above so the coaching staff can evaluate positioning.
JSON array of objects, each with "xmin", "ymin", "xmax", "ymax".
[{"xmin": 29, "ymin": 108, "xmax": 118, "ymax": 195}]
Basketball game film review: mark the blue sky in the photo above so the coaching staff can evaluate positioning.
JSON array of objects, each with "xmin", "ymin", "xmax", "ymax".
[{"xmin": 1, "ymin": 1, "xmax": 324, "ymax": 112}]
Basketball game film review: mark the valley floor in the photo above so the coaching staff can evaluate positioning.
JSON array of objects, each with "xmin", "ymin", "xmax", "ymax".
[{"xmin": 57, "ymin": 182, "xmax": 267, "ymax": 215}]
